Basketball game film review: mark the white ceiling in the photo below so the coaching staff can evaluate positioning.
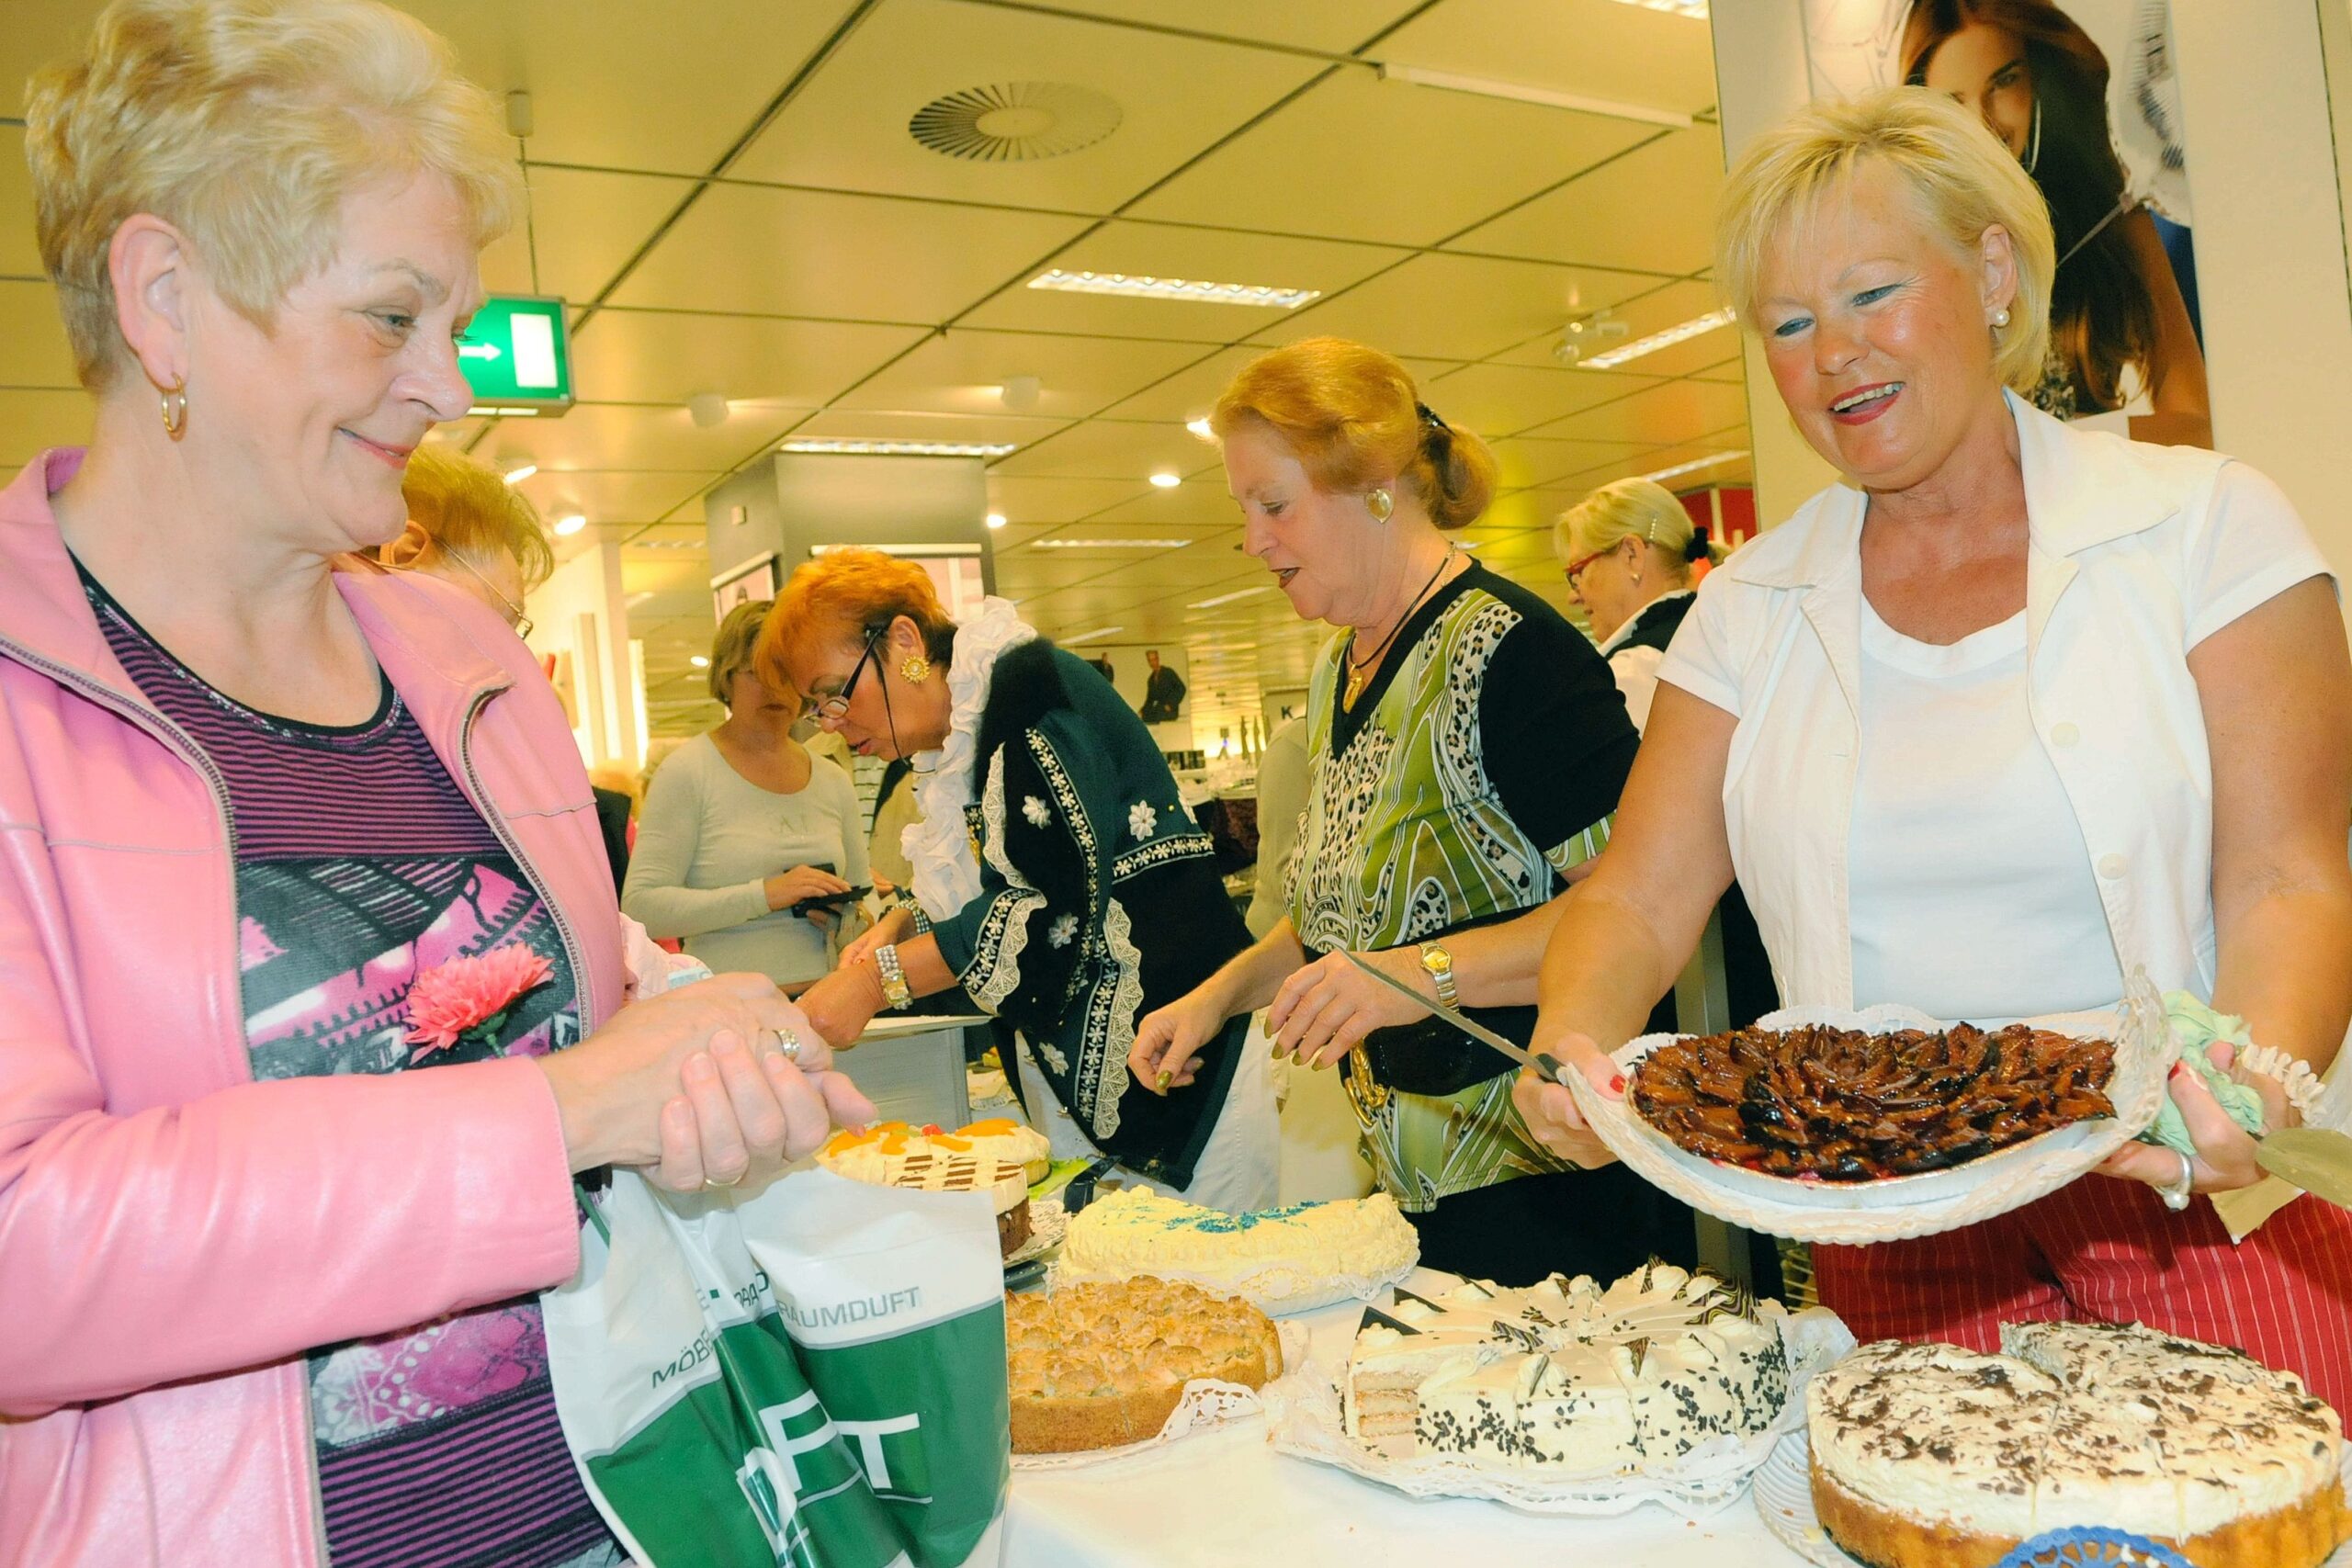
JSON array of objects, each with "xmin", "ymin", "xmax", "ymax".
[{"xmin": 3, "ymin": 0, "xmax": 1755, "ymax": 741}]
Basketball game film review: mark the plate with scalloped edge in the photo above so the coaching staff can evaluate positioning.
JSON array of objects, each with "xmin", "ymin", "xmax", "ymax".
[
  {"xmin": 1753, "ymin": 1426, "xmax": 2352, "ymax": 1568},
  {"xmin": 1563, "ymin": 972, "xmax": 2175, "ymax": 1245}
]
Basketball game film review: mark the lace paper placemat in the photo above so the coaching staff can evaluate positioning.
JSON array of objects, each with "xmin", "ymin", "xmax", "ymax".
[
  {"xmin": 1261, "ymin": 1306, "xmax": 1855, "ymax": 1517},
  {"xmin": 1011, "ymin": 1321, "xmax": 1311, "ymax": 1471}
]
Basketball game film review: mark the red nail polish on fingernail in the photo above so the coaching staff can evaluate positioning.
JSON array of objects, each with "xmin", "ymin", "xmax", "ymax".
[
  {"xmin": 1609, "ymin": 1074, "xmax": 1627, "ymax": 1094},
  {"xmin": 2170, "ymin": 1061, "xmax": 2188, "ymax": 1080}
]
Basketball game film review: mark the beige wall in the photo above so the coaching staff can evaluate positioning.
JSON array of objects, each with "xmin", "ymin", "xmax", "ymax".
[{"xmin": 2171, "ymin": 0, "xmax": 2352, "ymax": 612}]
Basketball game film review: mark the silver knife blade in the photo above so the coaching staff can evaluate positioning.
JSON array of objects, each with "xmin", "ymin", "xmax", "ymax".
[
  {"xmin": 2255, "ymin": 1126, "xmax": 2352, "ymax": 1211},
  {"xmin": 1337, "ymin": 948, "xmax": 1572, "ymax": 1087}
]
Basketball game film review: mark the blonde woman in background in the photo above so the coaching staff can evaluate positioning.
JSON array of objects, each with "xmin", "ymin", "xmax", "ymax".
[
  {"xmin": 1555, "ymin": 477, "xmax": 1724, "ymax": 731},
  {"xmin": 624, "ymin": 601, "xmax": 868, "ymax": 989}
]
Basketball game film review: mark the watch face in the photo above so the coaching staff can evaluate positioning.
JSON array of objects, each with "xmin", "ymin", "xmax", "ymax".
[{"xmin": 1422, "ymin": 948, "xmax": 1449, "ymax": 975}]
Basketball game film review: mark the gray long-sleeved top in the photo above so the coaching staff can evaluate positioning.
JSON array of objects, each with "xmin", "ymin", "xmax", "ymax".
[{"xmin": 621, "ymin": 734, "xmax": 866, "ymax": 987}]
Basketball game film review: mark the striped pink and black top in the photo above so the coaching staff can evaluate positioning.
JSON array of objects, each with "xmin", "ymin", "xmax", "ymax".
[{"xmin": 85, "ymin": 563, "xmax": 621, "ymax": 1568}]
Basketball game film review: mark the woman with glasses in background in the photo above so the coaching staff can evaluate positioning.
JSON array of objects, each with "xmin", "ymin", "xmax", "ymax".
[
  {"xmin": 622, "ymin": 599, "xmax": 868, "ymax": 990},
  {"xmin": 781, "ymin": 549, "xmax": 1279, "ymax": 1212}
]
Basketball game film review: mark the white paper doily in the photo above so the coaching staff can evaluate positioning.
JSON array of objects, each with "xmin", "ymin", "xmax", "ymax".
[
  {"xmin": 1261, "ymin": 1303, "xmax": 1856, "ymax": 1517},
  {"xmin": 1051, "ymin": 1255, "xmax": 1417, "ymax": 1317},
  {"xmin": 1567, "ymin": 970, "xmax": 2176, "ymax": 1245},
  {"xmin": 1003, "ymin": 1197, "xmax": 1066, "ymax": 1269},
  {"xmin": 1011, "ymin": 1320, "xmax": 1309, "ymax": 1471},
  {"xmin": 1755, "ymin": 1425, "xmax": 2352, "ymax": 1567}
]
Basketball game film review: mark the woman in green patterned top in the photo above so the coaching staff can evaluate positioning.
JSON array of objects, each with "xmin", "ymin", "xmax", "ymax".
[{"xmin": 1133, "ymin": 337, "xmax": 1695, "ymax": 1284}]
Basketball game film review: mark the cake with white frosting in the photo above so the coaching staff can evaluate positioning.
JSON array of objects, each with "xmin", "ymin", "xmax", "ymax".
[
  {"xmin": 1341, "ymin": 1261, "xmax": 1791, "ymax": 1472},
  {"xmin": 1059, "ymin": 1189, "xmax": 1419, "ymax": 1300},
  {"xmin": 1808, "ymin": 1322, "xmax": 2351, "ymax": 1568}
]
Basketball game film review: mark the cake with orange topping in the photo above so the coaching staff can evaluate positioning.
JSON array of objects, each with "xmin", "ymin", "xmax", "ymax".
[
  {"xmin": 818, "ymin": 1117, "xmax": 1052, "ymax": 1184},
  {"xmin": 821, "ymin": 1138, "xmax": 1035, "ymax": 1258}
]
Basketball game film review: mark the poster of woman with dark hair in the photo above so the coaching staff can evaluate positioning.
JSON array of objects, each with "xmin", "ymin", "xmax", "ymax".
[{"xmin": 1804, "ymin": 0, "xmax": 2212, "ymax": 448}]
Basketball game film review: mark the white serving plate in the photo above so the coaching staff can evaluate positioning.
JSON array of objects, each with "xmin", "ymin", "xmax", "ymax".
[{"xmin": 1565, "ymin": 971, "xmax": 2176, "ymax": 1245}]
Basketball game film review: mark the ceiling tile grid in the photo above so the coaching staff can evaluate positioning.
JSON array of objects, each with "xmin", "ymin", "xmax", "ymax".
[{"xmin": 4, "ymin": 0, "xmax": 1750, "ymax": 741}]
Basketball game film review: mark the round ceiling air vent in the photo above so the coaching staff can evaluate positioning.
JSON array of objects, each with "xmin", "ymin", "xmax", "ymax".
[{"xmin": 909, "ymin": 82, "xmax": 1121, "ymax": 163}]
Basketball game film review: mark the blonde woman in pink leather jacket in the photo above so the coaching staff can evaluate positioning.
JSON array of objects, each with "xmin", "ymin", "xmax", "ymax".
[{"xmin": 0, "ymin": 5, "xmax": 870, "ymax": 1565}]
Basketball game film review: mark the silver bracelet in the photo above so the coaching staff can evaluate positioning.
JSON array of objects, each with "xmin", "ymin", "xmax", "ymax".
[{"xmin": 2235, "ymin": 1043, "xmax": 2327, "ymax": 1123}]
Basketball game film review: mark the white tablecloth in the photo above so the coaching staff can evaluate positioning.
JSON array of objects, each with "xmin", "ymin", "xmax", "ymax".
[{"xmin": 1001, "ymin": 1271, "xmax": 1815, "ymax": 1567}]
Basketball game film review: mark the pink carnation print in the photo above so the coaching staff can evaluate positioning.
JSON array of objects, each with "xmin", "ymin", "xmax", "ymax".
[{"xmin": 403, "ymin": 943, "xmax": 553, "ymax": 1059}]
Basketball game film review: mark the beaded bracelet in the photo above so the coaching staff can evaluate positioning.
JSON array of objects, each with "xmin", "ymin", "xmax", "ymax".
[{"xmin": 2234, "ymin": 1043, "xmax": 2328, "ymax": 1124}]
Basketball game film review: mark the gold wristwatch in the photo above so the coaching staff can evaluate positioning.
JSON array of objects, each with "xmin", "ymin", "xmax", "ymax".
[
  {"xmin": 1417, "ymin": 940, "xmax": 1459, "ymax": 1009},
  {"xmin": 874, "ymin": 943, "xmax": 912, "ymax": 1010}
]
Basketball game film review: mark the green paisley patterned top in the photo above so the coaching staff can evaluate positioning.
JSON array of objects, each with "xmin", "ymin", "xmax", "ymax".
[{"xmin": 1290, "ymin": 560, "xmax": 1639, "ymax": 1212}]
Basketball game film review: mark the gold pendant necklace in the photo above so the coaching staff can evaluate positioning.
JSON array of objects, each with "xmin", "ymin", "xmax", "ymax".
[{"xmin": 1342, "ymin": 551, "xmax": 1455, "ymax": 710}]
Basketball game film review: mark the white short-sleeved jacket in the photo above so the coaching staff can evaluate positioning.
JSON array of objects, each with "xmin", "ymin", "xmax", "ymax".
[{"xmin": 1657, "ymin": 392, "xmax": 2333, "ymax": 1013}]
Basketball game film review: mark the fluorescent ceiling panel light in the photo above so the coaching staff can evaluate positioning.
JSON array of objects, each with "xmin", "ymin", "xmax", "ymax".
[
  {"xmin": 1026, "ymin": 269, "xmax": 1320, "ymax": 310},
  {"xmin": 1185, "ymin": 418, "xmax": 1214, "ymax": 440},
  {"xmin": 553, "ymin": 513, "xmax": 589, "ymax": 536},
  {"xmin": 1634, "ymin": 449, "xmax": 1748, "ymax": 484},
  {"xmin": 1604, "ymin": 0, "xmax": 1708, "ymax": 16},
  {"xmin": 1029, "ymin": 537, "xmax": 1190, "ymax": 549},
  {"xmin": 501, "ymin": 462, "xmax": 538, "ymax": 485},
  {"xmin": 1582, "ymin": 308, "xmax": 1738, "ymax": 369},
  {"xmin": 1148, "ymin": 471, "xmax": 1182, "ymax": 488},
  {"xmin": 1059, "ymin": 625, "xmax": 1125, "ymax": 647},
  {"xmin": 1374, "ymin": 62, "xmax": 1691, "ymax": 130},
  {"xmin": 779, "ymin": 438, "xmax": 1015, "ymax": 458},
  {"xmin": 471, "ymin": 404, "xmax": 544, "ymax": 416},
  {"xmin": 808, "ymin": 542, "xmax": 985, "ymax": 558},
  {"xmin": 1190, "ymin": 585, "xmax": 1272, "ymax": 609}
]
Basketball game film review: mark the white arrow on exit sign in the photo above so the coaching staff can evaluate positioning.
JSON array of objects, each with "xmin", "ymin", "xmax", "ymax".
[{"xmin": 459, "ymin": 343, "xmax": 503, "ymax": 361}]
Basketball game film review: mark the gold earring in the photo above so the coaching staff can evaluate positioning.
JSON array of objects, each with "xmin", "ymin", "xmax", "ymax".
[
  {"xmin": 899, "ymin": 655, "xmax": 932, "ymax": 682},
  {"xmin": 160, "ymin": 379, "xmax": 187, "ymax": 439},
  {"xmin": 1368, "ymin": 488, "xmax": 1394, "ymax": 523}
]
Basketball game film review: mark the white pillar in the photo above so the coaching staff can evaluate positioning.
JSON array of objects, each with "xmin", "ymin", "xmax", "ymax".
[
  {"xmin": 1708, "ymin": 0, "xmax": 1843, "ymax": 531},
  {"xmin": 525, "ymin": 540, "xmax": 644, "ymax": 772}
]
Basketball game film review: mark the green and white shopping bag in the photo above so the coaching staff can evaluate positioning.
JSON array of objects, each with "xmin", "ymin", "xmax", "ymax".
[{"xmin": 544, "ymin": 1166, "xmax": 1010, "ymax": 1568}]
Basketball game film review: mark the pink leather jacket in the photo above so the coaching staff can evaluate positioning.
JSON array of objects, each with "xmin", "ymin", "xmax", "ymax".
[{"xmin": 0, "ymin": 449, "xmax": 627, "ymax": 1567}]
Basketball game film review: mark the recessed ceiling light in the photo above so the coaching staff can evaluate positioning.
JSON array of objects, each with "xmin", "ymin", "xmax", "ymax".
[
  {"xmin": 985, "ymin": 512, "xmax": 1007, "ymax": 529},
  {"xmin": 779, "ymin": 438, "xmax": 1017, "ymax": 458},
  {"xmin": 1372, "ymin": 62, "xmax": 1691, "ymax": 130},
  {"xmin": 1148, "ymin": 471, "xmax": 1182, "ymax": 489},
  {"xmin": 1603, "ymin": 0, "xmax": 1708, "ymax": 16},
  {"xmin": 501, "ymin": 462, "xmax": 538, "ymax": 485},
  {"xmin": 553, "ymin": 513, "xmax": 588, "ymax": 536},
  {"xmin": 1190, "ymin": 585, "xmax": 1272, "ymax": 609},
  {"xmin": 1058, "ymin": 625, "xmax": 1125, "ymax": 646},
  {"xmin": 1026, "ymin": 269, "xmax": 1320, "ymax": 310},
  {"xmin": 689, "ymin": 655, "xmax": 710, "ymax": 668},
  {"xmin": 1030, "ymin": 537, "xmax": 1190, "ymax": 549},
  {"xmin": 1583, "ymin": 308, "xmax": 1738, "ymax": 369},
  {"xmin": 1634, "ymin": 449, "xmax": 1748, "ymax": 484},
  {"xmin": 1185, "ymin": 417, "xmax": 1214, "ymax": 440}
]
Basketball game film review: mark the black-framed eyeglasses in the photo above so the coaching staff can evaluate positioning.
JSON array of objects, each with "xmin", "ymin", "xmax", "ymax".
[{"xmin": 807, "ymin": 626, "xmax": 883, "ymax": 721}]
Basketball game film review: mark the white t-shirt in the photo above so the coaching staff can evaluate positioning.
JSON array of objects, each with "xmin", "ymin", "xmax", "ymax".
[
  {"xmin": 1847, "ymin": 598, "xmax": 2123, "ymax": 1021},
  {"xmin": 1651, "ymin": 393, "xmax": 2335, "ymax": 1012}
]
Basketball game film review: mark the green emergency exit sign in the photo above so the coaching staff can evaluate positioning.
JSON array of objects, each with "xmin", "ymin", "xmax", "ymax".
[{"xmin": 458, "ymin": 295, "xmax": 573, "ymax": 415}]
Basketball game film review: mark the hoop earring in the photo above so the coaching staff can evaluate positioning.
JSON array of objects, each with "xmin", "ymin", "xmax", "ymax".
[
  {"xmin": 160, "ymin": 380, "xmax": 187, "ymax": 440},
  {"xmin": 2022, "ymin": 96, "xmax": 2043, "ymax": 175},
  {"xmin": 1367, "ymin": 488, "xmax": 1394, "ymax": 524},
  {"xmin": 899, "ymin": 656, "xmax": 932, "ymax": 683}
]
